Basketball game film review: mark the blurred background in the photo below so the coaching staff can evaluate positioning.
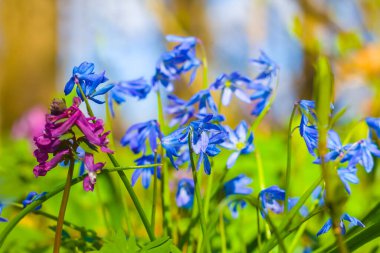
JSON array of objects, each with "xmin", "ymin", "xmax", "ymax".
[
  {"xmin": 1, "ymin": 0, "xmax": 380, "ymax": 252},
  {"xmin": 1, "ymin": 0, "xmax": 380, "ymax": 134}
]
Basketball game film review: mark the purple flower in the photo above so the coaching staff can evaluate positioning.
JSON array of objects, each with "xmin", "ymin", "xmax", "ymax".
[
  {"xmin": 342, "ymin": 139, "xmax": 380, "ymax": 173},
  {"xmin": 210, "ymin": 72, "xmax": 252, "ymax": 106},
  {"xmin": 337, "ymin": 167, "xmax": 359, "ymax": 194},
  {"xmin": 250, "ymin": 51, "xmax": 279, "ymax": 84},
  {"xmin": 120, "ymin": 120, "xmax": 162, "ymax": 154},
  {"xmin": 22, "ymin": 191, "xmax": 47, "ymax": 210},
  {"xmin": 131, "ymin": 155, "xmax": 161, "ymax": 189},
  {"xmin": 33, "ymin": 98, "xmax": 112, "ymax": 180},
  {"xmin": 221, "ymin": 121, "xmax": 254, "ymax": 169},
  {"xmin": 152, "ymin": 35, "xmax": 200, "ymax": 91},
  {"xmin": 176, "ymin": 178, "xmax": 194, "ymax": 209},
  {"xmin": 64, "ymin": 62, "xmax": 111, "ymax": 104},
  {"xmin": 82, "ymin": 153, "xmax": 105, "ymax": 192},
  {"xmin": 108, "ymin": 78, "xmax": 151, "ymax": 117},
  {"xmin": 259, "ymin": 186, "xmax": 285, "ymax": 216},
  {"xmin": 317, "ymin": 213, "xmax": 364, "ymax": 236},
  {"xmin": 366, "ymin": 117, "xmax": 380, "ymax": 138},
  {"xmin": 0, "ymin": 202, "xmax": 8, "ymax": 222}
]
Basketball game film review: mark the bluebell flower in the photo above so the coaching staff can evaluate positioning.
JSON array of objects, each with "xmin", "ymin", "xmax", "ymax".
[
  {"xmin": 221, "ymin": 121, "xmax": 254, "ymax": 169},
  {"xmin": 300, "ymin": 123, "xmax": 319, "ymax": 156},
  {"xmin": 312, "ymin": 186, "xmax": 325, "ymax": 207},
  {"xmin": 152, "ymin": 35, "xmax": 200, "ymax": 91},
  {"xmin": 314, "ymin": 130, "xmax": 350, "ymax": 164},
  {"xmin": 250, "ymin": 51, "xmax": 279, "ymax": 84},
  {"xmin": 224, "ymin": 174, "xmax": 253, "ymax": 196},
  {"xmin": 288, "ymin": 197, "xmax": 309, "ymax": 217},
  {"xmin": 166, "ymin": 95, "xmax": 196, "ymax": 127},
  {"xmin": 176, "ymin": 178, "xmax": 194, "ymax": 209},
  {"xmin": 121, "ymin": 120, "xmax": 162, "ymax": 154},
  {"xmin": 131, "ymin": 155, "xmax": 161, "ymax": 189},
  {"xmin": 317, "ymin": 213, "xmax": 364, "ymax": 236},
  {"xmin": 22, "ymin": 191, "xmax": 47, "ymax": 211},
  {"xmin": 64, "ymin": 62, "xmax": 111, "ymax": 104},
  {"xmin": 224, "ymin": 174, "xmax": 253, "ymax": 218},
  {"xmin": 343, "ymin": 139, "xmax": 380, "ymax": 173},
  {"xmin": 366, "ymin": 117, "xmax": 380, "ymax": 138},
  {"xmin": 337, "ymin": 167, "xmax": 359, "ymax": 194},
  {"xmin": 210, "ymin": 72, "xmax": 252, "ymax": 106},
  {"xmin": 108, "ymin": 78, "xmax": 151, "ymax": 117},
  {"xmin": 162, "ymin": 117, "xmax": 226, "ymax": 174},
  {"xmin": 249, "ymin": 83, "xmax": 273, "ymax": 116},
  {"xmin": 188, "ymin": 90, "xmax": 218, "ymax": 114},
  {"xmin": 0, "ymin": 202, "xmax": 8, "ymax": 222},
  {"xmin": 259, "ymin": 186, "xmax": 285, "ymax": 216},
  {"xmin": 195, "ymin": 113, "xmax": 225, "ymax": 123}
]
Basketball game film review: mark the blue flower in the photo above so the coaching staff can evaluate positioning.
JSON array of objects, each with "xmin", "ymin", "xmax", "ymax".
[
  {"xmin": 152, "ymin": 35, "xmax": 200, "ymax": 91},
  {"xmin": 337, "ymin": 167, "xmax": 359, "ymax": 194},
  {"xmin": 131, "ymin": 155, "xmax": 161, "ymax": 189},
  {"xmin": 317, "ymin": 213, "xmax": 364, "ymax": 236},
  {"xmin": 300, "ymin": 122, "xmax": 319, "ymax": 156},
  {"xmin": 121, "ymin": 120, "xmax": 162, "ymax": 154},
  {"xmin": 314, "ymin": 130, "xmax": 350, "ymax": 163},
  {"xmin": 65, "ymin": 62, "xmax": 111, "ymax": 104},
  {"xmin": 108, "ymin": 78, "xmax": 151, "ymax": 117},
  {"xmin": 224, "ymin": 174, "xmax": 253, "ymax": 196},
  {"xmin": 188, "ymin": 90, "xmax": 218, "ymax": 114},
  {"xmin": 288, "ymin": 197, "xmax": 309, "ymax": 217},
  {"xmin": 221, "ymin": 121, "xmax": 254, "ymax": 169},
  {"xmin": 22, "ymin": 191, "xmax": 47, "ymax": 211},
  {"xmin": 210, "ymin": 72, "xmax": 252, "ymax": 106},
  {"xmin": 366, "ymin": 117, "xmax": 380, "ymax": 138},
  {"xmin": 162, "ymin": 117, "xmax": 226, "ymax": 174},
  {"xmin": 343, "ymin": 139, "xmax": 380, "ymax": 173},
  {"xmin": 176, "ymin": 178, "xmax": 194, "ymax": 209},
  {"xmin": 166, "ymin": 95, "xmax": 196, "ymax": 127},
  {"xmin": 249, "ymin": 83, "xmax": 272, "ymax": 116},
  {"xmin": 250, "ymin": 51, "xmax": 279, "ymax": 84},
  {"xmin": 0, "ymin": 202, "xmax": 8, "ymax": 222},
  {"xmin": 224, "ymin": 174, "xmax": 253, "ymax": 218},
  {"xmin": 259, "ymin": 186, "xmax": 285, "ymax": 216}
]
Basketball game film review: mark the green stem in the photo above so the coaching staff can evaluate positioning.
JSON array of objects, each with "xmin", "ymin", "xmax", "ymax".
[
  {"xmin": 250, "ymin": 74, "xmax": 279, "ymax": 131},
  {"xmin": 151, "ymin": 151, "xmax": 158, "ymax": 232},
  {"xmin": 255, "ymin": 148, "xmax": 265, "ymax": 189},
  {"xmin": 219, "ymin": 211, "xmax": 227, "ymax": 253},
  {"xmin": 188, "ymin": 129, "xmax": 209, "ymax": 252},
  {"xmin": 198, "ymin": 40, "xmax": 209, "ymax": 89},
  {"xmin": 9, "ymin": 203, "xmax": 86, "ymax": 233},
  {"xmin": 76, "ymin": 82, "xmax": 155, "ymax": 241},
  {"xmin": 284, "ymin": 104, "xmax": 298, "ymax": 213},
  {"xmin": 156, "ymin": 89, "xmax": 172, "ymax": 236},
  {"xmin": 53, "ymin": 159, "xmax": 75, "ymax": 253}
]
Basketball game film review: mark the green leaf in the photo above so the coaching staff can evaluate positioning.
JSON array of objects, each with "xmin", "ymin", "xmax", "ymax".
[
  {"xmin": 140, "ymin": 236, "xmax": 172, "ymax": 253},
  {"xmin": 98, "ymin": 230, "xmax": 139, "ymax": 253}
]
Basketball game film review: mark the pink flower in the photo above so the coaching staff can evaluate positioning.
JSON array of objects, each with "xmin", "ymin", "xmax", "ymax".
[
  {"xmin": 12, "ymin": 106, "xmax": 46, "ymax": 142},
  {"xmin": 32, "ymin": 98, "xmax": 112, "ymax": 189}
]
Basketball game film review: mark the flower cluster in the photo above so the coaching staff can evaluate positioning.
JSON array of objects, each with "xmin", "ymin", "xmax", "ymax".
[{"xmin": 33, "ymin": 97, "xmax": 112, "ymax": 191}]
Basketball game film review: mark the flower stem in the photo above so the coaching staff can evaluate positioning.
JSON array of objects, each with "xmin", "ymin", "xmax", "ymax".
[
  {"xmin": 284, "ymin": 104, "xmax": 298, "ymax": 213},
  {"xmin": 188, "ymin": 129, "xmax": 210, "ymax": 252},
  {"xmin": 219, "ymin": 211, "xmax": 227, "ymax": 253},
  {"xmin": 198, "ymin": 39, "xmax": 209, "ymax": 90},
  {"xmin": 76, "ymin": 83, "xmax": 155, "ymax": 241},
  {"xmin": 151, "ymin": 151, "xmax": 158, "ymax": 232},
  {"xmin": 255, "ymin": 148, "xmax": 265, "ymax": 190},
  {"xmin": 156, "ymin": 89, "xmax": 173, "ymax": 236},
  {"xmin": 53, "ymin": 159, "xmax": 75, "ymax": 253},
  {"xmin": 0, "ymin": 164, "xmax": 158, "ymax": 248}
]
